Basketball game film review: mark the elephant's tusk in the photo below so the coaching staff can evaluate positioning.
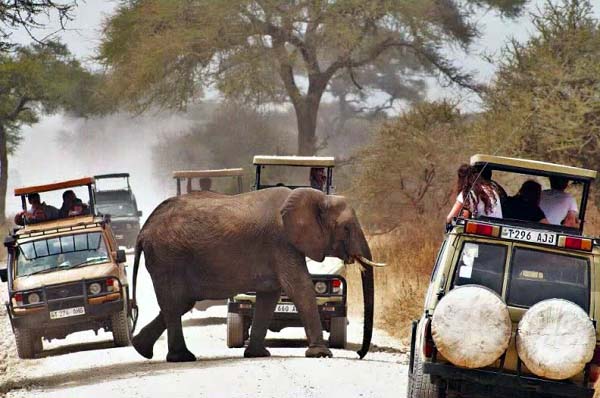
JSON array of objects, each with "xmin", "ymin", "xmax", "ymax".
[{"xmin": 356, "ymin": 256, "xmax": 386, "ymax": 268}]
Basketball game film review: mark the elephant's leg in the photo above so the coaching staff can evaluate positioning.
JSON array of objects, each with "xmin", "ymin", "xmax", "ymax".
[
  {"xmin": 164, "ymin": 302, "xmax": 196, "ymax": 363},
  {"xmin": 283, "ymin": 276, "xmax": 332, "ymax": 358},
  {"xmin": 244, "ymin": 289, "xmax": 280, "ymax": 358},
  {"xmin": 132, "ymin": 312, "xmax": 166, "ymax": 359}
]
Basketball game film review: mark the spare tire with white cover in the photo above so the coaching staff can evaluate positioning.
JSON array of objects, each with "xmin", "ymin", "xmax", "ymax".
[
  {"xmin": 432, "ymin": 285, "xmax": 512, "ymax": 368},
  {"xmin": 517, "ymin": 299, "xmax": 595, "ymax": 380}
]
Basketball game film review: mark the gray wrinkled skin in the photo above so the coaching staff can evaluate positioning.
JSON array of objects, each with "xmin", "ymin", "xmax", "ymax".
[{"xmin": 131, "ymin": 187, "xmax": 375, "ymax": 362}]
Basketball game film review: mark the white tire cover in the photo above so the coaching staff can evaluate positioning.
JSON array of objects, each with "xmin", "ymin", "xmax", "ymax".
[
  {"xmin": 517, "ymin": 299, "xmax": 595, "ymax": 380},
  {"xmin": 432, "ymin": 285, "xmax": 512, "ymax": 368}
]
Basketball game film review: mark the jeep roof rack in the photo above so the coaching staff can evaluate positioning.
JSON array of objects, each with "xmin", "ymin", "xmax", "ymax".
[
  {"xmin": 172, "ymin": 168, "xmax": 245, "ymax": 178},
  {"xmin": 94, "ymin": 173, "xmax": 130, "ymax": 180},
  {"xmin": 471, "ymin": 155, "xmax": 597, "ymax": 180},
  {"xmin": 253, "ymin": 155, "xmax": 335, "ymax": 167},
  {"xmin": 14, "ymin": 177, "xmax": 94, "ymax": 196}
]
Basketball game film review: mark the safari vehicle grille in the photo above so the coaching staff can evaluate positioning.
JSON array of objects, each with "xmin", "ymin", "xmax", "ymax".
[
  {"xmin": 46, "ymin": 283, "xmax": 83, "ymax": 300},
  {"xmin": 48, "ymin": 297, "xmax": 84, "ymax": 311}
]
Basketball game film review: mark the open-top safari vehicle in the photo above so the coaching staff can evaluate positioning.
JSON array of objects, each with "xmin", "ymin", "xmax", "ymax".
[
  {"xmin": 227, "ymin": 155, "xmax": 348, "ymax": 349},
  {"xmin": 408, "ymin": 155, "xmax": 599, "ymax": 398},
  {"xmin": 173, "ymin": 168, "xmax": 245, "ymax": 195},
  {"xmin": 174, "ymin": 168, "xmax": 245, "ymax": 312},
  {"xmin": 0, "ymin": 177, "xmax": 131, "ymax": 359},
  {"xmin": 94, "ymin": 173, "xmax": 142, "ymax": 248}
]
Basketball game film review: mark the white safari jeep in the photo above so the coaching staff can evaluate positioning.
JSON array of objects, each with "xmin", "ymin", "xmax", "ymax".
[
  {"xmin": 227, "ymin": 156, "xmax": 348, "ymax": 349},
  {"xmin": 408, "ymin": 155, "xmax": 599, "ymax": 398}
]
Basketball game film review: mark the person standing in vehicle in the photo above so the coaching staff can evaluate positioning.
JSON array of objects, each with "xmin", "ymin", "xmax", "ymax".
[
  {"xmin": 310, "ymin": 168, "xmax": 327, "ymax": 191},
  {"xmin": 199, "ymin": 177, "xmax": 212, "ymax": 191},
  {"xmin": 446, "ymin": 165, "xmax": 503, "ymax": 223},
  {"xmin": 59, "ymin": 190, "xmax": 89, "ymax": 218},
  {"xmin": 14, "ymin": 193, "xmax": 59, "ymax": 225},
  {"xmin": 540, "ymin": 176, "xmax": 579, "ymax": 227}
]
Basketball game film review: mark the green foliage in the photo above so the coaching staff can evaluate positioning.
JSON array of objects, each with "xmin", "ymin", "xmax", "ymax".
[
  {"xmin": 352, "ymin": 101, "xmax": 469, "ymax": 229},
  {"xmin": 99, "ymin": 0, "xmax": 527, "ymax": 111},
  {"xmin": 0, "ymin": 40, "xmax": 97, "ymax": 151},
  {"xmin": 471, "ymin": 0, "xmax": 600, "ymax": 169}
]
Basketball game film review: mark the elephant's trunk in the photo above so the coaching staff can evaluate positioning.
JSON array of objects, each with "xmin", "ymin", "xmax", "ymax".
[{"xmin": 352, "ymin": 227, "xmax": 375, "ymax": 360}]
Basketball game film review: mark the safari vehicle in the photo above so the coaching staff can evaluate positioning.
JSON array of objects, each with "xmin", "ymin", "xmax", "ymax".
[
  {"xmin": 174, "ymin": 168, "xmax": 245, "ymax": 312},
  {"xmin": 408, "ymin": 154, "xmax": 599, "ymax": 398},
  {"xmin": 173, "ymin": 168, "xmax": 245, "ymax": 195},
  {"xmin": 227, "ymin": 156, "xmax": 348, "ymax": 349},
  {"xmin": 0, "ymin": 177, "xmax": 131, "ymax": 359},
  {"xmin": 94, "ymin": 173, "xmax": 142, "ymax": 248}
]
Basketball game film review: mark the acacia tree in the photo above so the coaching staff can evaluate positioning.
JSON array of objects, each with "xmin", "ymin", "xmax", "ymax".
[
  {"xmin": 0, "ymin": 41, "xmax": 96, "ymax": 220},
  {"xmin": 100, "ymin": 0, "xmax": 526, "ymax": 155},
  {"xmin": 470, "ymin": 0, "xmax": 600, "ymax": 167},
  {"xmin": 0, "ymin": 0, "xmax": 77, "ymax": 50}
]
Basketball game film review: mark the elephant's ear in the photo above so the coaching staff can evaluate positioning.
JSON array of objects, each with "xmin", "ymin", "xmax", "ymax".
[{"xmin": 281, "ymin": 188, "xmax": 329, "ymax": 262}]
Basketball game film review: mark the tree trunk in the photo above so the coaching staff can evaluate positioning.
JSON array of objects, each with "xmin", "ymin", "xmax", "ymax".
[
  {"xmin": 0, "ymin": 124, "xmax": 8, "ymax": 222},
  {"xmin": 294, "ymin": 98, "xmax": 320, "ymax": 156}
]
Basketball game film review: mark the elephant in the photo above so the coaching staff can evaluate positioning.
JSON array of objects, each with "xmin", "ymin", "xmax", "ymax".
[{"xmin": 130, "ymin": 187, "xmax": 383, "ymax": 362}]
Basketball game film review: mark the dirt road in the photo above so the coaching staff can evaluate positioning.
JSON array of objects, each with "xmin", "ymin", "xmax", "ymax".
[{"xmin": 1, "ymin": 256, "xmax": 408, "ymax": 398}]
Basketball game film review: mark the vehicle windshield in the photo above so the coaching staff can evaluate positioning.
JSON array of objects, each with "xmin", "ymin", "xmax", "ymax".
[
  {"xmin": 453, "ymin": 242, "xmax": 507, "ymax": 295},
  {"xmin": 258, "ymin": 166, "xmax": 332, "ymax": 191},
  {"xmin": 96, "ymin": 202, "xmax": 136, "ymax": 217},
  {"xmin": 507, "ymin": 248, "xmax": 589, "ymax": 311},
  {"xmin": 16, "ymin": 232, "xmax": 109, "ymax": 277}
]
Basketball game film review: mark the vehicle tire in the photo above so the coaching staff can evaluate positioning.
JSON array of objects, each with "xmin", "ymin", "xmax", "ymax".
[
  {"xmin": 14, "ymin": 327, "xmax": 39, "ymax": 359},
  {"xmin": 111, "ymin": 306, "xmax": 132, "ymax": 347},
  {"xmin": 227, "ymin": 312, "xmax": 245, "ymax": 348},
  {"xmin": 328, "ymin": 316, "xmax": 347, "ymax": 348},
  {"xmin": 407, "ymin": 353, "xmax": 442, "ymax": 398}
]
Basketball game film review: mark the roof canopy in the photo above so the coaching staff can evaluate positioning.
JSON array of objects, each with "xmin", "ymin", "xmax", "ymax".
[
  {"xmin": 94, "ymin": 173, "xmax": 130, "ymax": 179},
  {"xmin": 471, "ymin": 154, "xmax": 597, "ymax": 180},
  {"xmin": 253, "ymin": 155, "xmax": 335, "ymax": 167},
  {"xmin": 15, "ymin": 177, "xmax": 94, "ymax": 196},
  {"xmin": 173, "ymin": 168, "xmax": 245, "ymax": 178}
]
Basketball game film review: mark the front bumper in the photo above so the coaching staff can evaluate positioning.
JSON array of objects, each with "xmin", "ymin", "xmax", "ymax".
[{"xmin": 423, "ymin": 361, "xmax": 594, "ymax": 398}]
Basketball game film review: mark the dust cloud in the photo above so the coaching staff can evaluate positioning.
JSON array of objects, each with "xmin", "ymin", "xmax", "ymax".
[{"xmin": 8, "ymin": 112, "xmax": 196, "ymax": 220}]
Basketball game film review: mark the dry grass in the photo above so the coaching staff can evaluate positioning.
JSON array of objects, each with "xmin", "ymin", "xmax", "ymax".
[{"xmin": 346, "ymin": 218, "xmax": 441, "ymax": 344}]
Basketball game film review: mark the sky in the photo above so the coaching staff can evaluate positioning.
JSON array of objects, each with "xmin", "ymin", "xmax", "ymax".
[{"xmin": 4, "ymin": 0, "xmax": 600, "ymax": 214}]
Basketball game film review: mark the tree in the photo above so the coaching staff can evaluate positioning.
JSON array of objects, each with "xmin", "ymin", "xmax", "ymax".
[
  {"xmin": 99, "ymin": 0, "xmax": 527, "ymax": 155},
  {"xmin": 0, "ymin": 41, "xmax": 95, "ymax": 220},
  {"xmin": 470, "ymin": 0, "xmax": 600, "ymax": 169},
  {"xmin": 0, "ymin": 0, "xmax": 77, "ymax": 50}
]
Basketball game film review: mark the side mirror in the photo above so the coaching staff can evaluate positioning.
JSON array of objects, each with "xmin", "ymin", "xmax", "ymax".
[
  {"xmin": 0, "ymin": 268, "xmax": 7, "ymax": 282},
  {"xmin": 115, "ymin": 249, "xmax": 127, "ymax": 264},
  {"xmin": 137, "ymin": 210, "xmax": 143, "ymax": 217}
]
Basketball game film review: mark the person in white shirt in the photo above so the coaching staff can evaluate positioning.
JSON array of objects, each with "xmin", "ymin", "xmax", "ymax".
[
  {"xmin": 446, "ymin": 165, "xmax": 503, "ymax": 223},
  {"xmin": 540, "ymin": 176, "xmax": 579, "ymax": 227}
]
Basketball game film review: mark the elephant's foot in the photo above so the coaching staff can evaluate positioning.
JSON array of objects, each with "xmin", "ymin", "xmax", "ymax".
[
  {"xmin": 166, "ymin": 349, "xmax": 197, "ymax": 363},
  {"xmin": 244, "ymin": 345, "xmax": 271, "ymax": 358},
  {"xmin": 305, "ymin": 345, "xmax": 333, "ymax": 358},
  {"xmin": 132, "ymin": 334, "xmax": 154, "ymax": 359}
]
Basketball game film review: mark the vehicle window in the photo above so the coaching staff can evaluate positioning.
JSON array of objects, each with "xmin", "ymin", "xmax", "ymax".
[
  {"xmin": 16, "ymin": 232, "xmax": 109, "ymax": 277},
  {"xmin": 453, "ymin": 242, "xmax": 507, "ymax": 294},
  {"xmin": 507, "ymin": 248, "xmax": 589, "ymax": 311},
  {"xmin": 430, "ymin": 240, "xmax": 448, "ymax": 282},
  {"xmin": 96, "ymin": 202, "xmax": 137, "ymax": 217}
]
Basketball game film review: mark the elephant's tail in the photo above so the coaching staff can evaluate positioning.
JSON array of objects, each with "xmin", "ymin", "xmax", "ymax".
[{"xmin": 131, "ymin": 238, "xmax": 143, "ymax": 334}]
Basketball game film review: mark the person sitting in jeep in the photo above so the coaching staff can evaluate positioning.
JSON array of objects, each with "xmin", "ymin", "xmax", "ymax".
[
  {"xmin": 14, "ymin": 193, "xmax": 59, "ymax": 226},
  {"xmin": 503, "ymin": 180, "xmax": 548, "ymax": 223},
  {"xmin": 59, "ymin": 190, "xmax": 89, "ymax": 218},
  {"xmin": 540, "ymin": 176, "xmax": 579, "ymax": 227}
]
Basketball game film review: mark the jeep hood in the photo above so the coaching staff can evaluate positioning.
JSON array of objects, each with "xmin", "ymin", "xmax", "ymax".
[{"xmin": 12, "ymin": 262, "xmax": 119, "ymax": 291}]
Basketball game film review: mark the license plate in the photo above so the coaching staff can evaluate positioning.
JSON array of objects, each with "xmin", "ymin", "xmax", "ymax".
[
  {"xmin": 115, "ymin": 234, "xmax": 124, "ymax": 239},
  {"xmin": 501, "ymin": 227, "xmax": 557, "ymax": 246},
  {"xmin": 50, "ymin": 306, "xmax": 85, "ymax": 319},
  {"xmin": 275, "ymin": 303, "xmax": 297, "ymax": 313}
]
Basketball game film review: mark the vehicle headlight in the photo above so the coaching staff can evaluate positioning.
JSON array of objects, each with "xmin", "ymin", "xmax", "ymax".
[
  {"xmin": 314, "ymin": 281, "xmax": 328, "ymax": 294},
  {"xmin": 89, "ymin": 282, "xmax": 102, "ymax": 295},
  {"xmin": 28, "ymin": 292, "xmax": 41, "ymax": 304}
]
